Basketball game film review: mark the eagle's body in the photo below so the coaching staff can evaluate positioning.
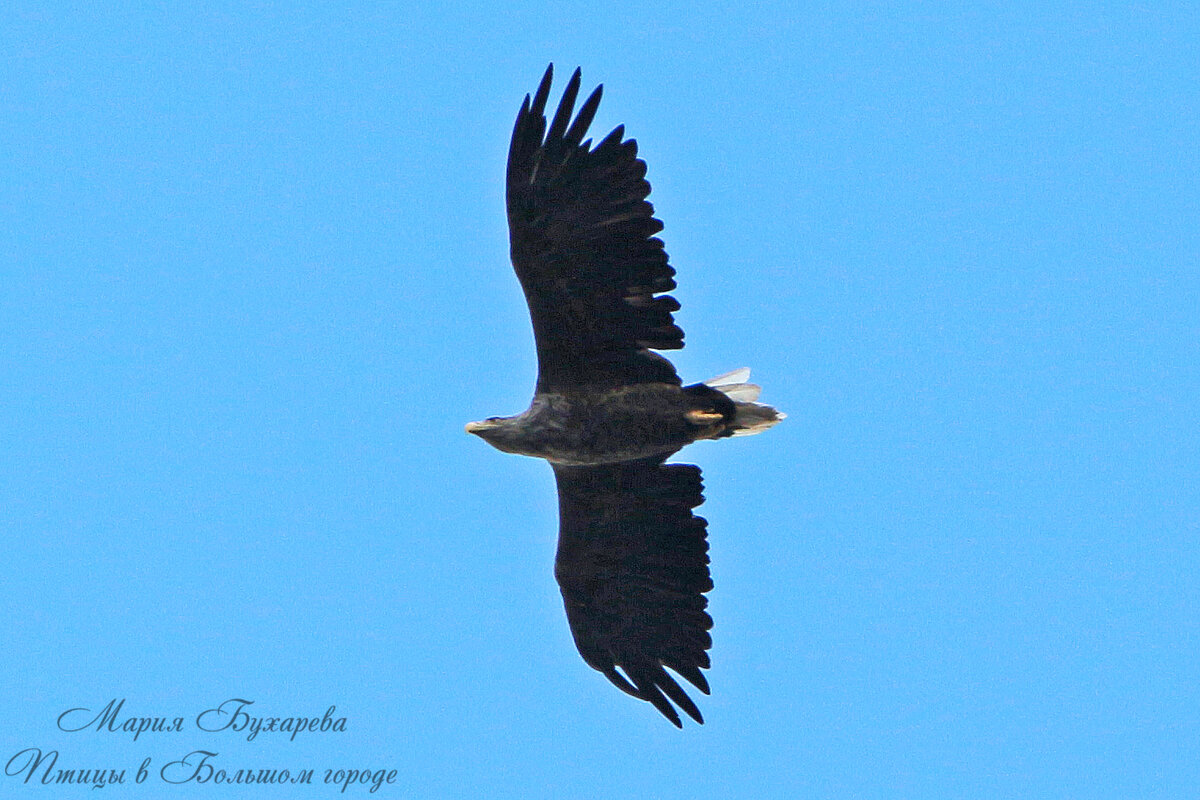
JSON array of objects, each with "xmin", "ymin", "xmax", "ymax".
[
  {"xmin": 468, "ymin": 381, "xmax": 737, "ymax": 466},
  {"xmin": 466, "ymin": 65, "xmax": 782, "ymax": 727}
]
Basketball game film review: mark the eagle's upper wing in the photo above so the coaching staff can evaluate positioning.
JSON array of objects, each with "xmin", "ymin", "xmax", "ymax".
[
  {"xmin": 552, "ymin": 458, "xmax": 713, "ymax": 727},
  {"xmin": 507, "ymin": 65, "xmax": 684, "ymax": 393}
]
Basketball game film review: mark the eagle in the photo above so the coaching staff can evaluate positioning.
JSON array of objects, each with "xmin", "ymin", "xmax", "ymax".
[{"xmin": 466, "ymin": 65, "xmax": 783, "ymax": 727}]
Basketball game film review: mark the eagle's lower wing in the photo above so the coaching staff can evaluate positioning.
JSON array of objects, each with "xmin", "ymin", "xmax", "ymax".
[
  {"xmin": 507, "ymin": 65, "xmax": 684, "ymax": 393},
  {"xmin": 551, "ymin": 458, "xmax": 713, "ymax": 726}
]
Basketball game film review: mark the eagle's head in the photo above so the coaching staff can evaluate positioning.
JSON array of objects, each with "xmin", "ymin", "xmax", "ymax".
[{"xmin": 464, "ymin": 415, "xmax": 529, "ymax": 456}]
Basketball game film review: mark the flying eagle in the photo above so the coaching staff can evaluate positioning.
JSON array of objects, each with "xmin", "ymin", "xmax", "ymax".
[{"xmin": 466, "ymin": 65, "xmax": 783, "ymax": 727}]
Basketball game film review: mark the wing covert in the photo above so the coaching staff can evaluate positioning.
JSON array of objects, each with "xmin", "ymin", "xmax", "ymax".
[
  {"xmin": 507, "ymin": 65, "xmax": 684, "ymax": 392},
  {"xmin": 552, "ymin": 458, "xmax": 713, "ymax": 727}
]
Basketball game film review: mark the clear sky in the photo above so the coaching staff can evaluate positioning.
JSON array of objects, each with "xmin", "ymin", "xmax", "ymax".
[{"xmin": 2, "ymin": 2, "xmax": 1198, "ymax": 797}]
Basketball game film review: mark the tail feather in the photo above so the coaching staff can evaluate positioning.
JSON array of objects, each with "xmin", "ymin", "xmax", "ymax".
[
  {"xmin": 704, "ymin": 366, "xmax": 761, "ymax": 402},
  {"xmin": 705, "ymin": 367, "xmax": 751, "ymax": 386},
  {"xmin": 729, "ymin": 402, "xmax": 785, "ymax": 437},
  {"xmin": 704, "ymin": 367, "xmax": 785, "ymax": 437}
]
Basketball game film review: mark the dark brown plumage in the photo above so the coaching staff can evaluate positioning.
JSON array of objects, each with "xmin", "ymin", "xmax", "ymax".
[{"xmin": 466, "ymin": 65, "xmax": 782, "ymax": 726}]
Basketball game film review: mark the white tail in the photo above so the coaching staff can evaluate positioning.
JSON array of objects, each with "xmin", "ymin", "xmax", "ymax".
[{"xmin": 704, "ymin": 367, "xmax": 785, "ymax": 437}]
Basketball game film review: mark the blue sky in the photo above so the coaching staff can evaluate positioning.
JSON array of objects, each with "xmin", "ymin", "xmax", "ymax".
[{"xmin": 2, "ymin": 2, "xmax": 1198, "ymax": 797}]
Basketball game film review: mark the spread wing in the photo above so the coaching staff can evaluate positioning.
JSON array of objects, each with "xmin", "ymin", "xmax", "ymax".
[
  {"xmin": 552, "ymin": 458, "xmax": 714, "ymax": 726},
  {"xmin": 507, "ymin": 65, "xmax": 684, "ymax": 393}
]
